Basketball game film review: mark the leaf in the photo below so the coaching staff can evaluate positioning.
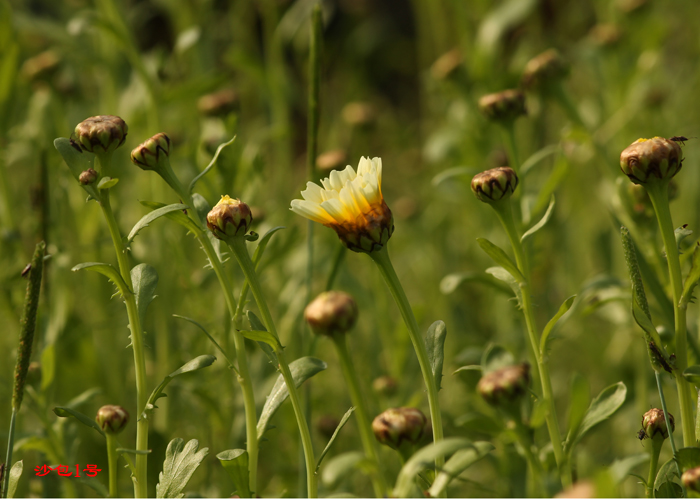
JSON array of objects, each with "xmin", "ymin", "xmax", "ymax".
[
  {"xmin": 566, "ymin": 382, "xmax": 627, "ymax": 451},
  {"xmin": 675, "ymin": 224, "xmax": 693, "ymax": 251},
  {"xmin": 74, "ymin": 476, "xmax": 109, "ymax": 498},
  {"xmin": 609, "ymin": 454, "xmax": 649, "ymax": 484},
  {"xmin": 453, "ymin": 365, "xmax": 482, "ymax": 374},
  {"xmin": 53, "ymin": 138, "xmax": 99, "ymax": 199},
  {"xmin": 144, "ymin": 355, "xmax": 217, "ymax": 419},
  {"xmin": 132, "ymin": 264, "xmax": 158, "ymax": 326},
  {"xmin": 65, "ymin": 387, "xmax": 102, "ymax": 408},
  {"xmin": 252, "ymin": 227, "xmax": 286, "ymax": 266},
  {"xmin": 476, "ymin": 238, "xmax": 524, "ymax": 283},
  {"xmin": 257, "ymin": 356, "xmax": 328, "ymax": 440},
  {"xmin": 520, "ymin": 144, "xmax": 560, "ymax": 177},
  {"xmin": 427, "ymin": 442, "xmax": 494, "ymax": 497},
  {"xmin": 316, "ymin": 407, "xmax": 355, "ymax": 471},
  {"xmin": 156, "ymin": 438, "xmax": 209, "ymax": 498},
  {"xmin": 53, "ymin": 406, "xmax": 105, "ymax": 436},
  {"xmin": 431, "ymin": 166, "xmax": 478, "ymax": 186},
  {"xmin": 481, "ymin": 344, "xmax": 514, "ymax": 374},
  {"xmin": 127, "ymin": 204, "xmax": 189, "ymax": 245},
  {"xmin": 425, "ymin": 321, "xmax": 447, "ymax": 391},
  {"xmin": 654, "ymin": 458, "xmax": 681, "ymax": 498},
  {"xmin": 684, "ymin": 366, "xmax": 700, "ymax": 385},
  {"xmin": 540, "ymin": 295, "xmax": 576, "ymax": 356},
  {"xmin": 394, "ymin": 438, "xmax": 474, "ymax": 498},
  {"xmin": 321, "ymin": 451, "xmax": 366, "ymax": 488},
  {"xmin": 7, "ymin": 460, "xmax": 22, "ymax": 498},
  {"xmin": 40, "ymin": 343, "xmax": 55, "ymax": 390},
  {"xmin": 246, "ymin": 311, "xmax": 278, "ymax": 365},
  {"xmin": 139, "ymin": 201, "xmax": 200, "ymax": 234},
  {"xmin": 237, "ymin": 329, "xmax": 281, "ymax": 348},
  {"xmin": 485, "ymin": 267, "xmax": 523, "ymax": 308},
  {"xmin": 188, "ymin": 136, "xmax": 236, "ymax": 193},
  {"xmin": 173, "ymin": 315, "xmax": 236, "ymax": 373},
  {"xmin": 681, "ymin": 243, "xmax": 700, "ymax": 307},
  {"xmin": 439, "ymin": 272, "xmax": 511, "ymax": 295},
  {"xmin": 116, "ymin": 448, "xmax": 152, "ymax": 455},
  {"xmin": 97, "ymin": 177, "xmax": 119, "ymax": 190},
  {"xmin": 71, "ymin": 262, "xmax": 128, "ymax": 294},
  {"xmin": 521, "ymin": 195, "xmax": 555, "ymax": 243},
  {"xmin": 675, "ymin": 447, "xmax": 700, "ymax": 473},
  {"xmin": 565, "ymin": 373, "xmax": 589, "ymax": 449},
  {"xmin": 217, "ymin": 449, "xmax": 252, "ymax": 498}
]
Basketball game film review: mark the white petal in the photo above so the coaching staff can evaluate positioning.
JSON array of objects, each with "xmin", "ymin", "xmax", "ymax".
[
  {"xmin": 372, "ymin": 157, "xmax": 383, "ymax": 188},
  {"xmin": 291, "ymin": 199, "xmax": 333, "ymax": 224},
  {"xmin": 347, "ymin": 178, "xmax": 371, "ymax": 212},
  {"xmin": 339, "ymin": 186, "xmax": 361, "ymax": 218},
  {"xmin": 357, "ymin": 157, "xmax": 372, "ymax": 175},
  {"xmin": 301, "ymin": 181, "xmax": 324, "ymax": 203},
  {"xmin": 320, "ymin": 177, "xmax": 333, "ymax": 191},
  {"xmin": 321, "ymin": 198, "xmax": 352, "ymax": 224}
]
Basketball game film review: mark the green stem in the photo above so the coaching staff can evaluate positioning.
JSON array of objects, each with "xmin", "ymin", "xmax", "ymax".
[
  {"xmin": 509, "ymin": 417, "xmax": 544, "ymax": 497},
  {"xmin": 106, "ymin": 434, "xmax": 118, "ymax": 498},
  {"xmin": 655, "ymin": 372, "xmax": 684, "ymax": 496},
  {"xmin": 227, "ymin": 237, "xmax": 318, "ymax": 498},
  {"xmin": 1, "ymin": 409, "xmax": 17, "ymax": 499},
  {"xmin": 501, "ymin": 121, "xmax": 521, "ymax": 173},
  {"xmin": 647, "ymin": 182, "xmax": 695, "ymax": 447},
  {"xmin": 368, "ymin": 246, "xmax": 445, "ymax": 478},
  {"xmin": 492, "ymin": 200, "xmax": 571, "ymax": 487},
  {"xmin": 645, "ymin": 435, "xmax": 662, "ymax": 498},
  {"xmin": 332, "ymin": 336, "xmax": 389, "ymax": 497}
]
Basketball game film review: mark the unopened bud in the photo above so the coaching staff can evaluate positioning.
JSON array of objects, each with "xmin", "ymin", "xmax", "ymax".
[
  {"xmin": 471, "ymin": 167, "xmax": 519, "ymax": 203},
  {"xmin": 206, "ymin": 195, "xmax": 253, "ymax": 239},
  {"xmin": 79, "ymin": 168, "xmax": 98, "ymax": 185},
  {"xmin": 96, "ymin": 405, "xmax": 129, "ymax": 434},
  {"xmin": 74, "ymin": 115, "xmax": 128, "ymax": 155},
  {"xmin": 477, "ymin": 363, "xmax": 530, "ymax": 407},
  {"xmin": 683, "ymin": 466, "xmax": 700, "ymax": 493},
  {"xmin": 521, "ymin": 49, "xmax": 569, "ymax": 90},
  {"xmin": 373, "ymin": 375, "xmax": 398, "ymax": 396},
  {"xmin": 131, "ymin": 133, "xmax": 171, "ymax": 171},
  {"xmin": 372, "ymin": 407, "xmax": 426, "ymax": 451},
  {"xmin": 642, "ymin": 408, "xmax": 674, "ymax": 440},
  {"xmin": 304, "ymin": 291, "xmax": 358, "ymax": 338},
  {"xmin": 479, "ymin": 90, "xmax": 526, "ymax": 122},
  {"xmin": 620, "ymin": 137, "xmax": 683, "ymax": 185}
]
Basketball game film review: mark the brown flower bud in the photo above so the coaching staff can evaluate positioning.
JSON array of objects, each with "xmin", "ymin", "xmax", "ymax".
[
  {"xmin": 620, "ymin": 137, "xmax": 683, "ymax": 185},
  {"xmin": 131, "ymin": 133, "xmax": 171, "ymax": 171},
  {"xmin": 206, "ymin": 195, "xmax": 253, "ymax": 239},
  {"xmin": 521, "ymin": 49, "xmax": 569, "ymax": 90},
  {"xmin": 304, "ymin": 291, "xmax": 358, "ymax": 338},
  {"xmin": 471, "ymin": 167, "xmax": 519, "ymax": 203},
  {"xmin": 96, "ymin": 405, "xmax": 129, "ymax": 435},
  {"xmin": 642, "ymin": 408, "xmax": 674, "ymax": 440},
  {"xmin": 74, "ymin": 115, "xmax": 128, "ymax": 155},
  {"xmin": 372, "ymin": 375, "xmax": 398, "ymax": 396},
  {"xmin": 79, "ymin": 168, "xmax": 98, "ymax": 185},
  {"xmin": 478, "ymin": 90, "xmax": 526, "ymax": 122},
  {"xmin": 372, "ymin": 407, "xmax": 427, "ymax": 451},
  {"xmin": 477, "ymin": 363, "xmax": 530, "ymax": 407},
  {"xmin": 683, "ymin": 466, "xmax": 700, "ymax": 493}
]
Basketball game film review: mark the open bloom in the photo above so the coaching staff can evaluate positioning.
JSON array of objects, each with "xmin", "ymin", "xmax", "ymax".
[{"xmin": 291, "ymin": 157, "xmax": 394, "ymax": 253}]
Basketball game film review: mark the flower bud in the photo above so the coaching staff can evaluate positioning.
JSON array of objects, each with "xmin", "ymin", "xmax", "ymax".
[
  {"xmin": 79, "ymin": 168, "xmax": 98, "ymax": 185},
  {"xmin": 521, "ymin": 49, "xmax": 569, "ymax": 90},
  {"xmin": 304, "ymin": 291, "xmax": 358, "ymax": 338},
  {"xmin": 373, "ymin": 375, "xmax": 398, "ymax": 396},
  {"xmin": 96, "ymin": 405, "xmax": 129, "ymax": 435},
  {"xmin": 372, "ymin": 407, "xmax": 426, "ymax": 451},
  {"xmin": 206, "ymin": 195, "xmax": 253, "ymax": 239},
  {"xmin": 682, "ymin": 466, "xmax": 700, "ymax": 493},
  {"xmin": 74, "ymin": 115, "xmax": 128, "ymax": 155},
  {"xmin": 642, "ymin": 408, "xmax": 674, "ymax": 440},
  {"xmin": 131, "ymin": 133, "xmax": 171, "ymax": 171},
  {"xmin": 471, "ymin": 167, "xmax": 519, "ymax": 203},
  {"xmin": 478, "ymin": 90, "xmax": 526, "ymax": 122},
  {"xmin": 477, "ymin": 363, "xmax": 530, "ymax": 407},
  {"xmin": 620, "ymin": 137, "xmax": 683, "ymax": 185}
]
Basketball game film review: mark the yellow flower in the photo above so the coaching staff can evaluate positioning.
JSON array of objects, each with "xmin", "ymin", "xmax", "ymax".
[{"xmin": 291, "ymin": 157, "xmax": 394, "ymax": 253}]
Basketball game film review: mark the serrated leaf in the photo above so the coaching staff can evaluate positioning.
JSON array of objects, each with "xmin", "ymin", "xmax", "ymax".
[
  {"xmin": 127, "ymin": 204, "xmax": 189, "ymax": 245},
  {"xmin": 485, "ymin": 266, "xmax": 523, "ymax": 308},
  {"xmin": 675, "ymin": 447, "xmax": 700, "ymax": 473},
  {"xmin": 6, "ymin": 460, "xmax": 23, "ymax": 498},
  {"xmin": 321, "ymin": 451, "xmax": 366, "ymax": 488},
  {"xmin": 565, "ymin": 373, "xmax": 589, "ymax": 448},
  {"xmin": 53, "ymin": 406, "xmax": 105, "ymax": 436},
  {"xmin": 540, "ymin": 295, "xmax": 575, "ymax": 356},
  {"xmin": 481, "ymin": 344, "xmax": 514, "ymax": 374},
  {"xmin": 156, "ymin": 438, "xmax": 209, "ymax": 498},
  {"xmin": 71, "ymin": 262, "xmax": 128, "ymax": 294},
  {"xmin": 217, "ymin": 449, "xmax": 252, "ymax": 498},
  {"xmin": 425, "ymin": 321, "xmax": 447, "ymax": 391},
  {"xmin": 132, "ymin": 264, "xmax": 158, "ymax": 326},
  {"xmin": 237, "ymin": 330, "xmax": 281, "ymax": 348},
  {"xmin": 566, "ymin": 382, "xmax": 627, "ymax": 451},
  {"xmin": 521, "ymin": 195, "xmax": 555, "ymax": 243},
  {"xmin": 427, "ymin": 442, "xmax": 494, "ymax": 497},
  {"xmin": 681, "ymin": 243, "xmax": 700, "ymax": 307},
  {"xmin": 654, "ymin": 458, "xmax": 681, "ymax": 498},
  {"xmin": 476, "ymin": 238, "xmax": 524, "ymax": 283},
  {"xmin": 139, "ymin": 201, "xmax": 200, "ymax": 234},
  {"xmin": 246, "ymin": 311, "xmax": 277, "ymax": 365},
  {"xmin": 188, "ymin": 136, "xmax": 236, "ymax": 193},
  {"xmin": 316, "ymin": 407, "xmax": 355, "ymax": 471},
  {"xmin": 144, "ymin": 355, "xmax": 216, "ymax": 419},
  {"xmin": 173, "ymin": 315, "xmax": 236, "ymax": 373},
  {"xmin": 257, "ymin": 356, "xmax": 328, "ymax": 440},
  {"xmin": 97, "ymin": 176, "xmax": 119, "ymax": 190}
]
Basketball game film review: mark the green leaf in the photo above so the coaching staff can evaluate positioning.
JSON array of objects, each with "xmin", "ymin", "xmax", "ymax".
[
  {"xmin": 684, "ymin": 366, "xmax": 700, "ymax": 385},
  {"xmin": 481, "ymin": 344, "xmax": 514, "ymax": 374},
  {"xmin": 74, "ymin": 476, "xmax": 109, "ymax": 498},
  {"xmin": 6, "ymin": 460, "xmax": 23, "ymax": 498},
  {"xmin": 431, "ymin": 166, "xmax": 478, "ymax": 186},
  {"xmin": 246, "ymin": 311, "xmax": 277, "ymax": 365},
  {"xmin": 316, "ymin": 407, "xmax": 355, "ymax": 471},
  {"xmin": 132, "ymin": 264, "xmax": 158, "ymax": 326},
  {"xmin": 257, "ymin": 356, "xmax": 328, "ymax": 441},
  {"xmin": 40, "ymin": 343, "xmax": 55, "ymax": 391},
  {"xmin": 609, "ymin": 454, "xmax": 649, "ymax": 484},
  {"xmin": 12, "ymin": 436, "xmax": 59, "ymax": 464},
  {"xmin": 237, "ymin": 329, "xmax": 281, "ymax": 348},
  {"xmin": 632, "ymin": 299, "xmax": 664, "ymax": 348},
  {"xmin": 485, "ymin": 267, "xmax": 523, "ymax": 308},
  {"xmin": 156, "ymin": 438, "xmax": 209, "ymax": 498},
  {"xmin": 65, "ymin": 387, "xmax": 102, "ymax": 408},
  {"xmin": 427, "ymin": 442, "xmax": 494, "ymax": 497},
  {"xmin": 321, "ymin": 451, "xmax": 366, "ymax": 489},
  {"xmin": 675, "ymin": 447, "xmax": 700, "ymax": 473},
  {"xmin": 97, "ymin": 176, "xmax": 119, "ymax": 190},
  {"xmin": 476, "ymin": 238, "xmax": 524, "ymax": 283},
  {"xmin": 453, "ymin": 365, "xmax": 482, "ymax": 374},
  {"xmin": 521, "ymin": 195, "xmax": 555, "ymax": 243},
  {"xmin": 675, "ymin": 224, "xmax": 693, "ymax": 250},
  {"xmin": 190, "ymin": 193, "xmax": 212, "ymax": 226},
  {"xmin": 188, "ymin": 136, "xmax": 236, "ymax": 193},
  {"xmin": 139, "ymin": 201, "xmax": 200, "ymax": 234},
  {"xmin": 394, "ymin": 438, "xmax": 474, "ymax": 498},
  {"xmin": 173, "ymin": 315, "xmax": 236, "ymax": 373},
  {"xmin": 681, "ymin": 243, "xmax": 700, "ymax": 307},
  {"xmin": 71, "ymin": 262, "xmax": 129, "ymax": 295},
  {"xmin": 540, "ymin": 295, "xmax": 576, "ymax": 356},
  {"xmin": 252, "ymin": 226, "xmax": 286, "ymax": 266},
  {"xmin": 144, "ymin": 355, "xmax": 217, "ymax": 419},
  {"xmin": 53, "ymin": 406, "xmax": 105, "ymax": 436},
  {"xmin": 127, "ymin": 204, "xmax": 189, "ymax": 245},
  {"xmin": 566, "ymin": 382, "xmax": 627, "ymax": 451},
  {"xmin": 565, "ymin": 373, "xmax": 589, "ymax": 449},
  {"xmin": 217, "ymin": 449, "xmax": 252, "ymax": 498},
  {"xmin": 439, "ymin": 272, "xmax": 511, "ymax": 295},
  {"xmin": 654, "ymin": 458, "xmax": 681, "ymax": 498},
  {"xmin": 520, "ymin": 144, "xmax": 560, "ymax": 177},
  {"xmin": 53, "ymin": 138, "xmax": 99, "ymax": 199},
  {"xmin": 425, "ymin": 321, "xmax": 447, "ymax": 391}
]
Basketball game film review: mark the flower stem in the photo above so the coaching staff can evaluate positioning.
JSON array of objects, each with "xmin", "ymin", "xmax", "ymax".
[
  {"xmin": 106, "ymin": 433, "xmax": 118, "ymax": 498},
  {"xmin": 645, "ymin": 435, "xmax": 662, "ymax": 498},
  {"xmin": 227, "ymin": 236, "xmax": 318, "ymax": 498},
  {"xmin": 501, "ymin": 121, "xmax": 521, "ymax": 173},
  {"xmin": 655, "ymin": 371, "xmax": 684, "ymax": 496},
  {"xmin": 332, "ymin": 335, "xmax": 389, "ymax": 497},
  {"xmin": 1, "ymin": 408, "xmax": 17, "ymax": 499},
  {"xmin": 368, "ymin": 246, "xmax": 445, "ymax": 478},
  {"xmin": 509, "ymin": 417, "xmax": 544, "ymax": 497},
  {"xmin": 492, "ymin": 200, "xmax": 571, "ymax": 487},
  {"xmin": 646, "ymin": 182, "xmax": 695, "ymax": 447}
]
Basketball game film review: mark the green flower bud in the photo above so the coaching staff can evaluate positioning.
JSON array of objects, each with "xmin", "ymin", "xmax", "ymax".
[
  {"xmin": 521, "ymin": 49, "xmax": 569, "ymax": 90},
  {"xmin": 304, "ymin": 291, "xmax": 358, "ymax": 338},
  {"xmin": 130, "ymin": 133, "xmax": 171, "ymax": 171},
  {"xmin": 682, "ymin": 466, "xmax": 700, "ymax": 493},
  {"xmin": 477, "ymin": 363, "xmax": 530, "ymax": 407},
  {"xmin": 478, "ymin": 89, "xmax": 527, "ymax": 122},
  {"xmin": 642, "ymin": 408, "xmax": 674, "ymax": 440},
  {"xmin": 206, "ymin": 195, "xmax": 253, "ymax": 239},
  {"xmin": 74, "ymin": 115, "xmax": 128, "ymax": 154},
  {"xmin": 372, "ymin": 407, "xmax": 427, "ymax": 451},
  {"xmin": 372, "ymin": 375, "xmax": 398, "ymax": 396},
  {"xmin": 79, "ymin": 168, "xmax": 98, "ymax": 185},
  {"xmin": 96, "ymin": 405, "xmax": 129, "ymax": 435},
  {"xmin": 620, "ymin": 137, "xmax": 683, "ymax": 185},
  {"xmin": 471, "ymin": 167, "xmax": 519, "ymax": 203}
]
